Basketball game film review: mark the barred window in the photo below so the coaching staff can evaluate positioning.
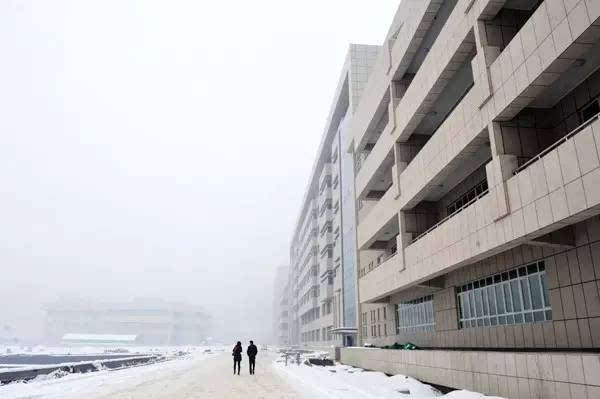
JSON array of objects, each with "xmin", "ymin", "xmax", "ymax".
[
  {"xmin": 395, "ymin": 295, "xmax": 434, "ymax": 334},
  {"xmin": 457, "ymin": 261, "xmax": 551, "ymax": 329}
]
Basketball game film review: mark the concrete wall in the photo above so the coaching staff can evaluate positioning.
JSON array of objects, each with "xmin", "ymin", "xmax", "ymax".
[{"xmin": 341, "ymin": 347, "xmax": 600, "ymax": 398}]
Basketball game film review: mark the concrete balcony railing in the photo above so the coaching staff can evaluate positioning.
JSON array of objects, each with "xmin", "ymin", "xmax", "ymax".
[
  {"xmin": 398, "ymin": 86, "xmax": 484, "ymax": 210},
  {"xmin": 485, "ymin": 0, "xmax": 600, "ymax": 122},
  {"xmin": 359, "ymin": 252, "xmax": 402, "ymax": 303},
  {"xmin": 350, "ymin": 0, "xmax": 441, "ymax": 153},
  {"xmin": 357, "ymin": 182, "xmax": 400, "ymax": 250},
  {"xmin": 392, "ymin": 116, "xmax": 600, "ymax": 296},
  {"xmin": 393, "ymin": 0, "xmax": 476, "ymax": 143},
  {"xmin": 412, "ymin": 188, "xmax": 490, "ymax": 245},
  {"xmin": 351, "ymin": 40, "xmax": 393, "ymax": 152},
  {"xmin": 319, "ymin": 164, "xmax": 331, "ymax": 193},
  {"xmin": 355, "ymin": 120, "xmax": 396, "ymax": 199}
]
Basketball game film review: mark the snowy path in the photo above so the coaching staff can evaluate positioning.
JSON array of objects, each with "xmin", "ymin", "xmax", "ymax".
[
  {"xmin": 1, "ymin": 351, "xmax": 303, "ymax": 399},
  {"xmin": 92, "ymin": 352, "xmax": 302, "ymax": 399}
]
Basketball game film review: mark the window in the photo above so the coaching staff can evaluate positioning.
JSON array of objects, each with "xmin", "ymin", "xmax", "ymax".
[
  {"xmin": 384, "ymin": 323, "xmax": 387, "ymax": 336},
  {"xmin": 383, "ymin": 307, "xmax": 387, "ymax": 320},
  {"xmin": 395, "ymin": 295, "xmax": 434, "ymax": 334},
  {"xmin": 446, "ymin": 179, "xmax": 488, "ymax": 215},
  {"xmin": 581, "ymin": 99, "xmax": 599, "ymax": 124},
  {"xmin": 457, "ymin": 261, "xmax": 551, "ymax": 329},
  {"xmin": 377, "ymin": 308, "xmax": 380, "ymax": 322}
]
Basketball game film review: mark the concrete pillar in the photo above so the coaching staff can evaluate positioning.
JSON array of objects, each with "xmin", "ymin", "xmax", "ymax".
[
  {"xmin": 473, "ymin": 20, "xmax": 501, "ymax": 108},
  {"xmin": 486, "ymin": 122, "xmax": 519, "ymax": 221}
]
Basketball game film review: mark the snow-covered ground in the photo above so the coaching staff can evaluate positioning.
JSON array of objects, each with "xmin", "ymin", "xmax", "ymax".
[
  {"xmin": 273, "ymin": 352, "xmax": 506, "ymax": 399},
  {"xmin": 1, "ymin": 348, "xmax": 507, "ymax": 399},
  {"xmin": 0, "ymin": 346, "xmax": 224, "ymax": 399}
]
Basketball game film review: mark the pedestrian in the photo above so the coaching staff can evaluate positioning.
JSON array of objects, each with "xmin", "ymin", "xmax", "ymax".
[
  {"xmin": 247, "ymin": 340, "xmax": 258, "ymax": 375},
  {"xmin": 232, "ymin": 341, "xmax": 242, "ymax": 375}
]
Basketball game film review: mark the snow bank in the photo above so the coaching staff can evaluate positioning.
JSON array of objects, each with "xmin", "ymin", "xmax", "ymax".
[
  {"xmin": 273, "ymin": 353, "xmax": 506, "ymax": 399},
  {"xmin": 0, "ymin": 346, "xmax": 221, "ymax": 399}
]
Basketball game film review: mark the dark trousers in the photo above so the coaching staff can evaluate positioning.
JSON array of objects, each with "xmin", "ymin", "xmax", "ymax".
[
  {"xmin": 249, "ymin": 356, "xmax": 256, "ymax": 374},
  {"xmin": 234, "ymin": 358, "xmax": 241, "ymax": 374}
]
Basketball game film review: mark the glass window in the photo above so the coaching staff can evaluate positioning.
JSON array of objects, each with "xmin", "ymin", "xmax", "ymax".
[
  {"xmin": 395, "ymin": 295, "xmax": 434, "ymax": 334},
  {"xmin": 457, "ymin": 261, "xmax": 551, "ymax": 329}
]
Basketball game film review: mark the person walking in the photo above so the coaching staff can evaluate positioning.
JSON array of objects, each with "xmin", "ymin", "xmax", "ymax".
[
  {"xmin": 232, "ymin": 341, "xmax": 242, "ymax": 375},
  {"xmin": 247, "ymin": 340, "xmax": 258, "ymax": 375}
]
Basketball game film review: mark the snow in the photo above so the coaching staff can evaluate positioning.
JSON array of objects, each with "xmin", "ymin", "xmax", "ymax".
[
  {"xmin": 0, "ymin": 346, "xmax": 223, "ymax": 399},
  {"xmin": 273, "ymin": 353, "xmax": 507, "ymax": 399},
  {"xmin": 1, "ymin": 348, "xmax": 507, "ymax": 399}
]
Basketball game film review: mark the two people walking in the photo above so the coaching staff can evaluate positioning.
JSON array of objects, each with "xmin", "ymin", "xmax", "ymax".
[{"xmin": 232, "ymin": 340, "xmax": 258, "ymax": 375}]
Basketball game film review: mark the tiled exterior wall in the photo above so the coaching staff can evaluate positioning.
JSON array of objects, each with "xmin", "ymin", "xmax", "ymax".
[
  {"xmin": 341, "ymin": 347, "xmax": 600, "ymax": 398},
  {"xmin": 361, "ymin": 215, "xmax": 600, "ymax": 350}
]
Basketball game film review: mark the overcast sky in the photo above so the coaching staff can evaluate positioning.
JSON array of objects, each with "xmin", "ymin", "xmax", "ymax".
[{"xmin": 0, "ymin": 0, "xmax": 400, "ymax": 341}]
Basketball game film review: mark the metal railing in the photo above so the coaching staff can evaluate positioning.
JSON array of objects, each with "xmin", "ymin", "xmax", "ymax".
[
  {"xmin": 513, "ymin": 112, "xmax": 600, "ymax": 175},
  {"xmin": 411, "ymin": 188, "xmax": 490, "ymax": 244}
]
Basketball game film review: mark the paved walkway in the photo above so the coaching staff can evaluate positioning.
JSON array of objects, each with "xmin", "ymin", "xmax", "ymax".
[{"xmin": 91, "ymin": 352, "xmax": 303, "ymax": 399}]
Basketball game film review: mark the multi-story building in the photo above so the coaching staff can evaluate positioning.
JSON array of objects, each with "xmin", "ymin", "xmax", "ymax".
[
  {"xmin": 288, "ymin": 44, "xmax": 380, "ymax": 349},
  {"xmin": 273, "ymin": 265, "xmax": 290, "ymax": 346},
  {"xmin": 340, "ymin": 0, "xmax": 600, "ymax": 395},
  {"xmin": 44, "ymin": 297, "xmax": 210, "ymax": 345}
]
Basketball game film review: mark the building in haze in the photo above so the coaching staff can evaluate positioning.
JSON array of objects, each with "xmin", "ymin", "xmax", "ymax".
[
  {"xmin": 287, "ymin": 44, "xmax": 380, "ymax": 350},
  {"xmin": 272, "ymin": 265, "xmax": 290, "ymax": 346},
  {"xmin": 44, "ymin": 297, "xmax": 210, "ymax": 345},
  {"xmin": 288, "ymin": 0, "xmax": 600, "ymax": 394}
]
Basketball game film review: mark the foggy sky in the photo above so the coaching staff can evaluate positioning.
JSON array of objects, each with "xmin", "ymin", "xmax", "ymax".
[{"xmin": 0, "ymin": 0, "xmax": 400, "ymax": 342}]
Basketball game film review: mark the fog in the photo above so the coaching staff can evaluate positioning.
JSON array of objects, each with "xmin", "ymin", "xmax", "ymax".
[{"xmin": 0, "ymin": 0, "xmax": 399, "ymax": 344}]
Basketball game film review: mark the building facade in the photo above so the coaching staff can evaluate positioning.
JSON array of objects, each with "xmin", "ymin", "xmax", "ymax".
[
  {"xmin": 273, "ymin": 265, "xmax": 290, "ymax": 346},
  {"xmin": 287, "ymin": 45, "xmax": 380, "ymax": 349},
  {"xmin": 44, "ymin": 298, "xmax": 210, "ymax": 345},
  {"xmin": 343, "ymin": 0, "xmax": 600, "ymax": 396}
]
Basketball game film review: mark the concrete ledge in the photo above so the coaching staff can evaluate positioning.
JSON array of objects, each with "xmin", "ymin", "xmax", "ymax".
[
  {"xmin": 340, "ymin": 347, "xmax": 600, "ymax": 397},
  {"xmin": 0, "ymin": 355, "xmax": 160, "ymax": 384}
]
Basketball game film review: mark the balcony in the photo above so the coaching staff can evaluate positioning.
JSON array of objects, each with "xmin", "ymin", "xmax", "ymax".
[
  {"xmin": 395, "ymin": 114, "xmax": 600, "ymax": 295},
  {"xmin": 351, "ymin": 0, "xmax": 447, "ymax": 153},
  {"xmin": 355, "ymin": 121, "xmax": 396, "ymax": 200},
  {"xmin": 359, "ymin": 252, "xmax": 402, "ymax": 303},
  {"xmin": 398, "ymin": 86, "xmax": 490, "ymax": 210},
  {"xmin": 357, "ymin": 181, "xmax": 400, "ymax": 250},
  {"xmin": 393, "ymin": 7, "xmax": 477, "ymax": 143},
  {"xmin": 485, "ymin": 1, "xmax": 600, "ymax": 122}
]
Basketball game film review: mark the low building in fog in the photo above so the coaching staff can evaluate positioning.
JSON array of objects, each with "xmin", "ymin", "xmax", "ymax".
[
  {"xmin": 272, "ymin": 265, "xmax": 289, "ymax": 346},
  {"xmin": 43, "ymin": 298, "xmax": 210, "ymax": 345}
]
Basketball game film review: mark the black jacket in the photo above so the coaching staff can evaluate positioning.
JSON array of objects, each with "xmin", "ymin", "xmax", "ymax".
[
  {"xmin": 232, "ymin": 345, "xmax": 242, "ymax": 360},
  {"xmin": 246, "ymin": 344, "xmax": 258, "ymax": 358}
]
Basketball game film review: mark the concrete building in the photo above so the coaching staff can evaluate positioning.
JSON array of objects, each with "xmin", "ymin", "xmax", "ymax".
[
  {"xmin": 44, "ymin": 298, "xmax": 210, "ymax": 345},
  {"xmin": 273, "ymin": 265, "xmax": 290, "ymax": 346},
  {"xmin": 339, "ymin": 0, "xmax": 600, "ymax": 396},
  {"xmin": 288, "ymin": 44, "xmax": 380, "ymax": 349}
]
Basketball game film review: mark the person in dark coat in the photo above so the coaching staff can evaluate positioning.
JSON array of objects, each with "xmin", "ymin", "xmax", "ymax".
[
  {"xmin": 232, "ymin": 341, "xmax": 242, "ymax": 375},
  {"xmin": 247, "ymin": 340, "xmax": 258, "ymax": 375}
]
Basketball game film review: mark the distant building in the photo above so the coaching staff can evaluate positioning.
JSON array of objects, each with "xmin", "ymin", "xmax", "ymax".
[
  {"xmin": 272, "ymin": 266, "xmax": 289, "ymax": 346},
  {"xmin": 43, "ymin": 298, "xmax": 210, "ymax": 345},
  {"xmin": 286, "ymin": 44, "xmax": 378, "ymax": 350},
  {"xmin": 61, "ymin": 333, "xmax": 138, "ymax": 346}
]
